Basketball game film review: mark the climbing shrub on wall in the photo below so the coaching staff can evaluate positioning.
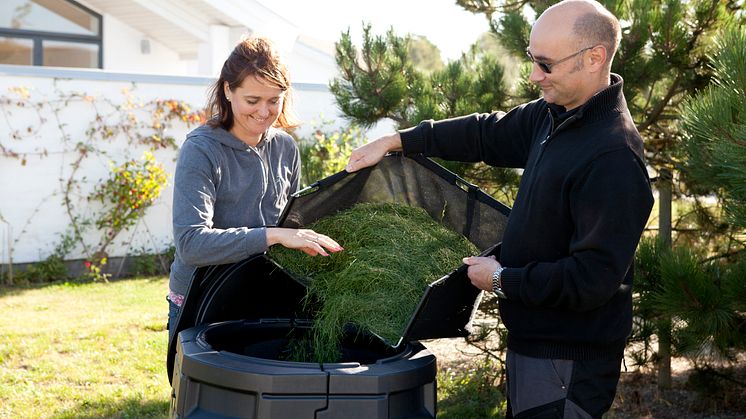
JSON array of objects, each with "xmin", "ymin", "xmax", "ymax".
[
  {"xmin": 85, "ymin": 152, "xmax": 169, "ymax": 280},
  {"xmin": 0, "ymin": 83, "xmax": 205, "ymax": 283}
]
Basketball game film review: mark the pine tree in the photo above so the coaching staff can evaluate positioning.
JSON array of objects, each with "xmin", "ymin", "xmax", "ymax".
[
  {"xmin": 329, "ymin": 23, "xmax": 520, "ymax": 203},
  {"xmin": 634, "ymin": 237, "xmax": 746, "ymax": 368},
  {"xmin": 680, "ymin": 24, "xmax": 746, "ymax": 229}
]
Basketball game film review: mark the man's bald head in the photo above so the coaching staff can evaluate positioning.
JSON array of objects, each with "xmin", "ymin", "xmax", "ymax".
[{"xmin": 537, "ymin": 0, "xmax": 621, "ymax": 70}]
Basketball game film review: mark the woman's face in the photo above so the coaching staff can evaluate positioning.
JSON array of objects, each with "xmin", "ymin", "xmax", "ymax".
[{"xmin": 224, "ymin": 76, "xmax": 284, "ymax": 146}]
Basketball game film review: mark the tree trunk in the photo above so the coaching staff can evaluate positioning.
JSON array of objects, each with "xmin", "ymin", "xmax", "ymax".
[
  {"xmin": 657, "ymin": 168, "xmax": 673, "ymax": 390},
  {"xmin": 657, "ymin": 318, "xmax": 672, "ymax": 389}
]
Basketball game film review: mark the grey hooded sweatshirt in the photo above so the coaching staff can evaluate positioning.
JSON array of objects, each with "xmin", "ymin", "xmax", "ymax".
[{"xmin": 169, "ymin": 124, "xmax": 300, "ymax": 298}]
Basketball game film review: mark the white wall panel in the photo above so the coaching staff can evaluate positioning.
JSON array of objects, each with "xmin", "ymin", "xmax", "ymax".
[{"xmin": 0, "ymin": 66, "xmax": 392, "ymax": 265}]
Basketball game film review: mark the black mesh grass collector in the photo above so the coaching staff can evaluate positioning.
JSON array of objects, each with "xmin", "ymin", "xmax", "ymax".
[{"xmin": 167, "ymin": 153, "xmax": 510, "ymax": 419}]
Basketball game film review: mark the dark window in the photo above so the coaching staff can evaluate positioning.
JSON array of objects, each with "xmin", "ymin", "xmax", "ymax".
[{"xmin": 0, "ymin": 0, "xmax": 102, "ymax": 68}]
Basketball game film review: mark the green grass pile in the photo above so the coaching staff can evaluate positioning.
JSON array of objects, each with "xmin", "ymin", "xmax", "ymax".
[{"xmin": 269, "ymin": 202, "xmax": 479, "ymax": 363}]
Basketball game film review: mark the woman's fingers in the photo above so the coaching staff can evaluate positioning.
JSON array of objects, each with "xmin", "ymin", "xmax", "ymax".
[
  {"xmin": 314, "ymin": 233, "xmax": 343, "ymax": 252},
  {"xmin": 297, "ymin": 229, "xmax": 343, "ymax": 256}
]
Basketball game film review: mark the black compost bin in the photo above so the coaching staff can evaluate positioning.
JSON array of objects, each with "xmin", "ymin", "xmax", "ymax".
[{"xmin": 168, "ymin": 154, "xmax": 510, "ymax": 419}]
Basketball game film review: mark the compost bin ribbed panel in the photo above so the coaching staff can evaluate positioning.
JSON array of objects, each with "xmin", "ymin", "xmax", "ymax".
[{"xmin": 171, "ymin": 320, "xmax": 436, "ymax": 418}]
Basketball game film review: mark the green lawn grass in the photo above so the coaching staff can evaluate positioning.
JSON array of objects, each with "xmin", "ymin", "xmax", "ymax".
[
  {"xmin": 0, "ymin": 276, "xmax": 501, "ymax": 418},
  {"xmin": 0, "ymin": 277, "xmax": 171, "ymax": 418}
]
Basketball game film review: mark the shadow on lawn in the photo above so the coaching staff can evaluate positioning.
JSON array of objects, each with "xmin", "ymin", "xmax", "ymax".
[
  {"xmin": 0, "ymin": 275, "xmax": 167, "ymax": 298},
  {"xmin": 609, "ymin": 362, "xmax": 746, "ymax": 418},
  {"xmin": 53, "ymin": 397, "xmax": 169, "ymax": 419}
]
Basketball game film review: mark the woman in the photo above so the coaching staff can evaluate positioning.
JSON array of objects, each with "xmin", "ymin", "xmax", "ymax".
[{"xmin": 167, "ymin": 37, "xmax": 342, "ymax": 337}]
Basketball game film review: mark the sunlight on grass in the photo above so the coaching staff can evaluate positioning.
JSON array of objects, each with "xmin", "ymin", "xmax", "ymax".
[
  {"xmin": 0, "ymin": 277, "xmax": 170, "ymax": 418},
  {"xmin": 437, "ymin": 359, "xmax": 506, "ymax": 419},
  {"xmin": 0, "ymin": 275, "xmax": 508, "ymax": 418}
]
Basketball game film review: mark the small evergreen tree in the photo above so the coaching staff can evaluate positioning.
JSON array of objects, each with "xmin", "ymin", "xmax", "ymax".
[
  {"xmin": 634, "ymin": 238, "xmax": 746, "ymax": 370},
  {"xmin": 680, "ymin": 24, "xmax": 746, "ymax": 229},
  {"xmin": 329, "ymin": 23, "xmax": 520, "ymax": 203}
]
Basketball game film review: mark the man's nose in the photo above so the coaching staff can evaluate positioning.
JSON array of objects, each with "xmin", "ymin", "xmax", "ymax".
[{"xmin": 528, "ymin": 63, "xmax": 546, "ymax": 83}]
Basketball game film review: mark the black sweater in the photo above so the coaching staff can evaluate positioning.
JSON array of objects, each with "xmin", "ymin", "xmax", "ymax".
[{"xmin": 400, "ymin": 74, "xmax": 654, "ymax": 360}]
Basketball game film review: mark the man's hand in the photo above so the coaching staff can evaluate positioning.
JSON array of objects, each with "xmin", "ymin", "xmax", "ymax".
[
  {"xmin": 462, "ymin": 255, "xmax": 501, "ymax": 292},
  {"xmin": 345, "ymin": 133, "xmax": 403, "ymax": 173}
]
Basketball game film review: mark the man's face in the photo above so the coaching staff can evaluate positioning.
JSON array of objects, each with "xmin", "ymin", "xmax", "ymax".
[{"xmin": 527, "ymin": 22, "xmax": 590, "ymax": 111}]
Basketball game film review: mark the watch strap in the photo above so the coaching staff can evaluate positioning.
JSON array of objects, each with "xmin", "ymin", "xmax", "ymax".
[{"xmin": 492, "ymin": 266, "xmax": 506, "ymax": 299}]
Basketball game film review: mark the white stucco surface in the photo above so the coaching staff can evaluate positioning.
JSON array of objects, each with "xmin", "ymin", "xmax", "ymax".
[{"xmin": 0, "ymin": 66, "xmax": 393, "ymax": 264}]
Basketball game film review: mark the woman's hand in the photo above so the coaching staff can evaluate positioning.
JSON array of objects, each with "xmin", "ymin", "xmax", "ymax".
[
  {"xmin": 266, "ymin": 228, "xmax": 343, "ymax": 256},
  {"xmin": 345, "ymin": 133, "xmax": 403, "ymax": 173}
]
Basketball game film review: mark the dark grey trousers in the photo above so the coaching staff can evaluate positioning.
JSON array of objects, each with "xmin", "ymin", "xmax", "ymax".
[{"xmin": 505, "ymin": 349, "xmax": 623, "ymax": 419}]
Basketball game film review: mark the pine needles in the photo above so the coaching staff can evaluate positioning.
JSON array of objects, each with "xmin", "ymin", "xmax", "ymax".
[{"xmin": 269, "ymin": 202, "xmax": 479, "ymax": 363}]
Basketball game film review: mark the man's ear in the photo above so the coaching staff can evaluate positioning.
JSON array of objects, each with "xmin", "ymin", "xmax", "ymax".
[{"xmin": 587, "ymin": 45, "xmax": 607, "ymax": 72}]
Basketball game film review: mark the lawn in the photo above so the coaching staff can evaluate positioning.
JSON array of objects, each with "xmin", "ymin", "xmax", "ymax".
[
  {"xmin": 4, "ymin": 276, "xmax": 744, "ymax": 418},
  {"xmin": 0, "ymin": 277, "xmax": 171, "ymax": 418},
  {"xmin": 0, "ymin": 276, "xmax": 502, "ymax": 418}
]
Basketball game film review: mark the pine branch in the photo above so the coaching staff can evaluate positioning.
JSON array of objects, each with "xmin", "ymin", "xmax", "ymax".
[
  {"xmin": 700, "ymin": 247, "xmax": 746, "ymax": 264},
  {"xmin": 638, "ymin": 73, "xmax": 681, "ymax": 133}
]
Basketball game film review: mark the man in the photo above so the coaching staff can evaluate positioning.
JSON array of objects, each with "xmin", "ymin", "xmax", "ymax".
[{"xmin": 345, "ymin": 0, "xmax": 654, "ymax": 417}]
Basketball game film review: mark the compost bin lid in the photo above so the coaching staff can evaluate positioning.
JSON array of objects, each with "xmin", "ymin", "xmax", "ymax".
[
  {"xmin": 166, "ymin": 153, "xmax": 510, "ymax": 382},
  {"xmin": 275, "ymin": 153, "xmax": 510, "ymax": 345},
  {"xmin": 280, "ymin": 153, "xmax": 510, "ymax": 251}
]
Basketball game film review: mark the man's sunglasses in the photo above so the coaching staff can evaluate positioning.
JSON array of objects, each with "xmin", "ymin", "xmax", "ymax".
[{"xmin": 525, "ymin": 46, "xmax": 595, "ymax": 74}]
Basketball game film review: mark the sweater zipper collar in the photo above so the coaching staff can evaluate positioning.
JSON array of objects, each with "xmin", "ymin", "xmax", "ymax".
[
  {"xmin": 534, "ymin": 110, "xmax": 580, "ymax": 170},
  {"xmin": 542, "ymin": 109, "xmax": 580, "ymax": 145}
]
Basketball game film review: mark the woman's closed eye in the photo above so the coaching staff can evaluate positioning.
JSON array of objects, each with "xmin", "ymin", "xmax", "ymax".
[{"xmin": 245, "ymin": 97, "xmax": 280, "ymax": 105}]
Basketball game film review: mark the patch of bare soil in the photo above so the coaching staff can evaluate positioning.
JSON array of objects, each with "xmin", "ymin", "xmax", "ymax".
[
  {"xmin": 423, "ymin": 338, "xmax": 746, "ymax": 418},
  {"xmin": 609, "ymin": 358, "xmax": 746, "ymax": 419},
  {"xmin": 422, "ymin": 337, "xmax": 485, "ymax": 370}
]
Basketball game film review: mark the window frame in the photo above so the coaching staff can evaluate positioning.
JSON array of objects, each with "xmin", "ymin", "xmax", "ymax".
[{"xmin": 0, "ymin": 0, "xmax": 103, "ymax": 68}]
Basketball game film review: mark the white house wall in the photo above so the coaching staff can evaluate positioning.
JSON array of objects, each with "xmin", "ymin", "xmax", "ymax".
[
  {"xmin": 0, "ymin": 66, "xmax": 392, "ymax": 266},
  {"xmin": 288, "ymin": 42, "xmax": 338, "ymax": 85},
  {"xmin": 0, "ymin": 70, "xmax": 205, "ymax": 265},
  {"xmin": 102, "ymin": 13, "xmax": 188, "ymax": 75},
  {"xmin": 79, "ymin": 0, "xmax": 325, "ymax": 81}
]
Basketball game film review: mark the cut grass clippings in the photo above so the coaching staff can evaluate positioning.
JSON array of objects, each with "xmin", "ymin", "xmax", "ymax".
[
  {"xmin": 269, "ymin": 202, "xmax": 479, "ymax": 363},
  {"xmin": 0, "ymin": 278, "xmax": 170, "ymax": 418}
]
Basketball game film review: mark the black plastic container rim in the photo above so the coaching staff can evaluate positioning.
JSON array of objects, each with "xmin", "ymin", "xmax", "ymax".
[
  {"xmin": 193, "ymin": 318, "xmax": 420, "ymax": 369},
  {"xmin": 280, "ymin": 153, "xmax": 512, "ymax": 221}
]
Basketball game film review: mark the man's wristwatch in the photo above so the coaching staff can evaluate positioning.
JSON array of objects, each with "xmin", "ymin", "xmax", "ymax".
[{"xmin": 492, "ymin": 266, "xmax": 506, "ymax": 299}]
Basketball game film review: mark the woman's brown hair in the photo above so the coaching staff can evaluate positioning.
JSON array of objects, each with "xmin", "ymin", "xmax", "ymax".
[{"xmin": 206, "ymin": 36, "xmax": 298, "ymax": 131}]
